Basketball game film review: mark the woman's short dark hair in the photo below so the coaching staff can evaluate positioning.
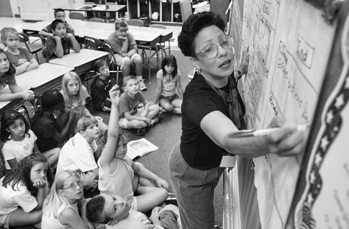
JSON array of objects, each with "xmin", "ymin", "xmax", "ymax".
[{"xmin": 178, "ymin": 12, "xmax": 226, "ymax": 57}]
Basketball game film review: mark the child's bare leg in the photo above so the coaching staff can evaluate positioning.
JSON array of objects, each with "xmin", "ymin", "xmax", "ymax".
[
  {"xmin": 41, "ymin": 147, "xmax": 60, "ymax": 167},
  {"xmin": 127, "ymin": 120, "xmax": 147, "ymax": 129},
  {"xmin": 9, "ymin": 208, "xmax": 42, "ymax": 227},
  {"xmin": 147, "ymin": 104, "xmax": 160, "ymax": 120},
  {"xmin": 135, "ymin": 186, "xmax": 168, "ymax": 213},
  {"xmin": 138, "ymin": 177, "xmax": 156, "ymax": 187},
  {"xmin": 160, "ymin": 99, "xmax": 174, "ymax": 112},
  {"xmin": 171, "ymin": 98, "xmax": 182, "ymax": 114}
]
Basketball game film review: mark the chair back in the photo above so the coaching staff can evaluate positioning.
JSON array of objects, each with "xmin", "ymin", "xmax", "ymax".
[
  {"xmin": 127, "ymin": 19, "xmax": 144, "ymax": 27},
  {"xmin": 84, "ymin": 36, "xmax": 102, "ymax": 50},
  {"xmin": 18, "ymin": 33, "xmax": 29, "ymax": 43},
  {"xmin": 149, "ymin": 24, "xmax": 167, "ymax": 29},
  {"xmin": 69, "ymin": 12, "xmax": 85, "ymax": 20},
  {"xmin": 89, "ymin": 18, "xmax": 106, "ymax": 23},
  {"xmin": 103, "ymin": 42, "xmax": 117, "ymax": 66}
]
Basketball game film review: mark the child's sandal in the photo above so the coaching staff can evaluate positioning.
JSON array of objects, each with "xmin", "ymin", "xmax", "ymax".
[{"xmin": 136, "ymin": 128, "xmax": 146, "ymax": 136}]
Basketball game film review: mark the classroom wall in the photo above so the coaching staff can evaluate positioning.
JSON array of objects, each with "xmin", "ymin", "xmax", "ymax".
[{"xmin": 0, "ymin": 0, "xmax": 14, "ymax": 17}]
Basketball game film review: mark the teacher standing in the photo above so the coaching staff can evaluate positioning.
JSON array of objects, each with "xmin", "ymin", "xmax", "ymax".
[{"xmin": 168, "ymin": 12, "xmax": 305, "ymax": 229}]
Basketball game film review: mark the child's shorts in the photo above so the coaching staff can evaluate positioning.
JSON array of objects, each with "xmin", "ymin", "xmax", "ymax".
[
  {"xmin": 119, "ymin": 106, "xmax": 145, "ymax": 129},
  {"xmin": 160, "ymin": 94, "xmax": 179, "ymax": 102},
  {"xmin": 114, "ymin": 53, "xmax": 141, "ymax": 69}
]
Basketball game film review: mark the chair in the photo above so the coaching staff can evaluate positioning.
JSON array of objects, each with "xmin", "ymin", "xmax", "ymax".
[
  {"xmin": 18, "ymin": 33, "xmax": 44, "ymax": 63},
  {"xmin": 89, "ymin": 18, "xmax": 106, "ymax": 23},
  {"xmin": 127, "ymin": 19, "xmax": 144, "ymax": 27},
  {"xmin": 103, "ymin": 42, "xmax": 122, "ymax": 86},
  {"xmin": 84, "ymin": 36, "xmax": 103, "ymax": 50},
  {"xmin": 149, "ymin": 24, "xmax": 171, "ymax": 58},
  {"xmin": 69, "ymin": 12, "xmax": 85, "ymax": 20}
]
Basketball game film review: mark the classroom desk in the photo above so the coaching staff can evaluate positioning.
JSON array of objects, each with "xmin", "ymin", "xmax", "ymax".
[
  {"xmin": 55, "ymin": 3, "xmax": 126, "ymax": 14},
  {"xmin": 0, "ymin": 63, "xmax": 73, "ymax": 116},
  {"xmin": 49, "ymin": 49, "xmax": 107, "ymax": 75},
  {"xmin": 22, "ymin": 21, "xmax": 173, "ymax": 52}
]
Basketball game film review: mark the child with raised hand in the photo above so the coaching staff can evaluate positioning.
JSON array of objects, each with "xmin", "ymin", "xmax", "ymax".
[
  {"xmin": 1, "ymin": 27, "xmax": 39, "ymax": 76},
  {"xmin": 85, "ymin": 194, "xmax": 181, "ymax": 229},
  {"xmin": 155, "ymin": 55, "xmax": 183, "ymax": 114},
  {"xmin": 42, "ymin": 170, "xmax": 89, "ymax": 229},
  {"xmin": 62, "ymin": 71, "xmax": 108, "ymax": 136},
  {"xmin": 119, "ymin": 75, "xmax": 161, "ymax": 136},
  {"xmin": 91, "ymin": 59, "xmax": 112, "ymax": 112},
  {"xmin": 31, "ymin": 90, "xmax": 76, "ymax": 167},
  {"xmin": 0, "ymin": 153, "xmax": 53, "ymax": 228},
  {"xmin": 0, "ymin": 49, "xmax": 35, "ymax": 102},
  {"xmin": 43, "ymin": 19, "xmax": 80, "ymax": 61},
  {"xmin": 56, "ymin": 115, "xmax": 100, "ymax": 191},
  {"xmin": 98, "ymin": 85, "xmax": 168, "ymax": 214}
]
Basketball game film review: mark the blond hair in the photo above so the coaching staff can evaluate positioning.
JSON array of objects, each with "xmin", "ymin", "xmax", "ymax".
[
  {"xmin": 43, "ymin": 170, "xmax": 83, "ymax": 219},
  {"xmin": 61, "ymin": 71, "xmax": 89, "ymax": 107},
  {"xmin": 1, "ymin": 27, "xmax": 19, "ymax": 44}
]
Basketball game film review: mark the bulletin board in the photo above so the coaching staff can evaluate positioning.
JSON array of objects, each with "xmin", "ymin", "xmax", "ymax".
[{"xmin": 228, "ymin": 0, "xmax": 347, "ymax": 228}]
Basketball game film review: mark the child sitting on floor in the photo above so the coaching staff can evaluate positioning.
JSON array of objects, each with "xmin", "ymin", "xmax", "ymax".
[
  {"xmin": 119, "ymin": 75, "xmax": 161, "ymax": 136},
  {"xmin": 56, "ymin": 115, "xmax": 100, "ymax": 191},
  {"xmin": 86, "ymin": 194, "xmax": 181, "ymax": 229},
  {"xmin": 0, "ymin": 154, "xmax": 53, "ymax": 228},
  {"xmin": 154, "ymin": 55, "xmax": 183, "ymax": 114},
  {"xmin": 98, "ymin": 84, "xmax": 168, "ymax": 214},
  {"xmin": 0, "ymin": 110, "xmax": 60, "ymax": 169},
  {"xmin": 0, "ymin": 49, "xmax": 35, "ymax": 102},
  {"xmin": 31, "ymin": 90, "xmax": 76, "ymax": 167},
  {"xmin": 61, "ymin": 71, "xmax": 108, "ymax": 137},
  {"xmin": 1, "ymin": 27, "xmax": 39, "ymax": 76},
  {"xmin": 42, "ymin": 170, "xmax": 90, "ymax": 228},
  {"xmin": 91, "ymin": 59, "xmax": 112, "ymax": 112},
  {"xmin": 42, "ymin": 19, "xmax": 80, "ymax": 60}
]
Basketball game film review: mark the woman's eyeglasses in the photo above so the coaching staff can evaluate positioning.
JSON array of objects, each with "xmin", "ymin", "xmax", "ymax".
[
  {"xmin": 195, "ymin": 36, "xmax": 234, "ymax": 59},
  {"xmin": 63, "ymin": 181, "xmax": 82, "ymax": 190}
]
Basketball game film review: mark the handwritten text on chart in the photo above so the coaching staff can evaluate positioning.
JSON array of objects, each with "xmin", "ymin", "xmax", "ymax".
[
  {"xmin": 297, "ymin": 35, "xmax": 314, "ymax": 69},
  {"xmin": 275, "ymin": 42, "xmax": 311, "ymax": 125}
]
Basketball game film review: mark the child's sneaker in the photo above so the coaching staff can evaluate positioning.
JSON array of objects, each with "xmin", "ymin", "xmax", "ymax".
[
  {"xmin": 139, "ymin": 79, "xmax": 147, "ymax": 91},
  {"xmin": 150, "ymin": 116, "xmax": 161, "ymax": 126},
  {"xmin": 165, "ymin": 192, "xmax": 178, "ymax": 206}
]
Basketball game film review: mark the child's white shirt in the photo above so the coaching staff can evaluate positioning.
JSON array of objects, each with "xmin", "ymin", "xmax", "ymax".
[
  {"xmin": 56, "ymin": 132, "xmax": 98, "ymax": 175},
  {"xmin": 2, "ymin": 130, "xmax": 37, "ymax": 169},
  {"xmin": 0, "ymin": 177, "xmax": 37, "ymax": 225}
]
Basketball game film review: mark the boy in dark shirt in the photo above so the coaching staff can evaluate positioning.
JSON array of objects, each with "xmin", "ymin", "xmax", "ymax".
[
  {"xmin": 91, "ymin": 59, "xmax": 112, "ymax": 112},
  {"xmin": 43, "ymin": 19, "xmax": 80, "ymax": 60},
  {"xmin": 39, "ymin": 8, "xmax": 75, "ymax": 38}
]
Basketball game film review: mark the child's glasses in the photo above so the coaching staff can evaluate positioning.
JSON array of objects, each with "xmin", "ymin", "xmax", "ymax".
[{"xmin": 63, "ymin": 181, "xmax": 82, "ymax": 190}]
